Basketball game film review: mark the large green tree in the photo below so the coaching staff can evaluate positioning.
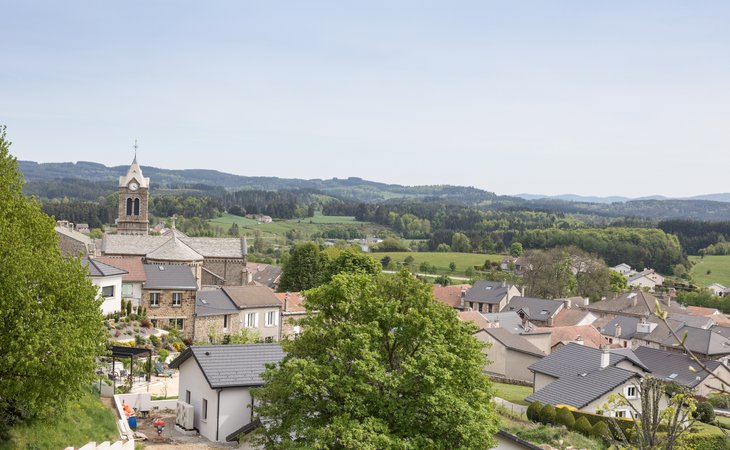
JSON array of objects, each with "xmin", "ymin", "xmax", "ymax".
[
  {"xmin": 325, "ymin": 248, "xmax": 380, "ymax": 281},
  {"xmin": 0, "ymin": 127, "xmax": 107, "ymax": 435},
  {"xmin": 253, "ymin": 270, "xmax": 498, "ymax": 449},
  {"xmin": 278, "ymin": 242, "xmax": 331, "ymax": 292}
]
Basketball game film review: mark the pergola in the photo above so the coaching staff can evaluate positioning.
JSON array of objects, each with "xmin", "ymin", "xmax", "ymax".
[{"xmin": 109, "ymin": 345, "xmax": 153, "ymax": 386}]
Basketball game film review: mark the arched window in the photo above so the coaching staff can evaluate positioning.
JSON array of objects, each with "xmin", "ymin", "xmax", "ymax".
[
  {"xmin": 134, "ymin": 198, "xmax": 140, "ymax": 216},
  {"xmin": 126, "ymin": 198, "xmax": 133, "ymax": 215}
]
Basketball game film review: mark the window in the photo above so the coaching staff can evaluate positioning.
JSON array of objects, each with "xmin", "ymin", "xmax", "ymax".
[
  {"xmin": 122, "ymin": 283, "xmax": 133, "ymax": 297},
  {"xmin": 126, "ymin": 198, "xmax": 133, "ymax": 215},
  {"xmin": 149, "ymin": 292, "xmax": 160, "ymax": 307},
  {"xmin": 185, "ymin": 390, "xmax": 190, "ymax": 404},
  {"xmin": 245, "ymin": 312, "xmax": 258, "ymax": 328},
  {"xmin": 170, "ymin": 318, "xmax": 184, "ymax": 330},
  {"xmin": 626, "ymin": 386, "xmax": 637, "ymax": 399},
  {"xmin": 202, "ymin": 398, "xmax": 208, "ymax": 421},
  {"xmin": 623, "ymin": 341, "xmax": 628, "ymax": 348},
  {"xmin": 265, "ymin": 311, "xmax": 278, "ymax": 327},
  {"xmin": 172, "ymin": 292, "xmax": 182, "ymax": 307},
  {"xmin": 608, "ymin": 338, "xmax": 613, "ymax": 344},
  {"xmin": 133, "ymin": 198, "xmax": 140, "ymax": 216},
  {"xmin": 151, "ymin": 319, "xmax": 158, "ymax": 328},
  {"xmin": 614, "ymin": 410, "xmax": 627, "ymax": 418},
  {"xmin": 223, "ymin": 314, "xmax": 229, "ymax": 330},
  {"xmin": 102, "ymin": 286, "xmax": 114, "ymax": 298},
  {"xmin": 293, "ymin": 325, "xmax": 302, "ymax": 335}
]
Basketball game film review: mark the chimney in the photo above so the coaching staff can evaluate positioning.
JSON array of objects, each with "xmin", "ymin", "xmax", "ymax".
[
  {"xmin": 521, "ymin": 286, "xmax": 526, "ymax": 297},
  {"xmin": 171, "ymin": 214, "xmax": 177, "ymax": 230},
  {"xmin": 502, "ymin": 280, "xmax": 506, "ymax": 288},
  {"xmin": 601, "ymin": 346, "xmax": 610, "ymax": 369},
  {"xmin": 615, "ymin": 324, "xmax": 622, "ymax": 338},
  {"xmin": 563, "ymin": 298, "xmax": 572, "ymax": 310},
  {"xmin": 494, "ymin": 318, "xmax": 500, "ymax": 328},
  {"xmin": 284, "ymin": 293, "xmax": 289, "ymax": 312},
  {"xmin": 246, "ymin": 270, "xmax": 253, "ymax": 284}
]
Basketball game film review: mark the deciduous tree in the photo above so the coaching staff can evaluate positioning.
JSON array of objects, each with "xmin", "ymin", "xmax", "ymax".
[
  {"xmin": 0, "ymin": 127, "xmax": 107, "ymax": 436},
  {"xmin": 253, "ymin": 270, "xmax": 498, "ymax": 449}
]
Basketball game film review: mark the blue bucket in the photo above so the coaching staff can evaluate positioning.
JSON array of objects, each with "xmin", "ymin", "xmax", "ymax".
[{"xmin": 128, "ymin": 415, "xmax": 137, "ymax": 429}]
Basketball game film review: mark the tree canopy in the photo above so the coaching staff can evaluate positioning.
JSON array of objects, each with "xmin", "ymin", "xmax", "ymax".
[
  {"xmin": 253, "ymin": 270, "xmax": 498, "ymax": 449},
  {"xmin": 0, "ymin": 127, "xmax": 107, "ymax": 437}
]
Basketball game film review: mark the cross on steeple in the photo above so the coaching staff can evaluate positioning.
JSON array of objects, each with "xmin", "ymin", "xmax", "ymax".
[{"xmin": 133, "ymin": 139, "xmax": 139, "ymax": 163}]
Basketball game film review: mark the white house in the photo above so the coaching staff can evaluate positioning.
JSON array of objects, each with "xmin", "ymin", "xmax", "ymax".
[
  {"xmin": 708, "ymin": 283, "xmax": 729, "ymax": 297},
  {"xmin": 627, "ymin": 269, "xmax": 664, "ymax": 291},
  {"xmin": 611, "ymin": 263, "xmax": 635, "ymax": 277},
  {"xmin": 169, "ymin": 344, "xmax": 285, "ymax": 444},
  {"xmin": 95, "ymin": 256, "xmax": 146, "ymax": 307},
  {"xmin": 81, "ymin": 257, "xmax": 127, "ymax": 315}
]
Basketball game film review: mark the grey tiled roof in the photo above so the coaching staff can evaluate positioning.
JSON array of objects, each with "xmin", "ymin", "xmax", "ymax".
[
  {"xmin": 81, "ymin": 257, "xmax": 128, "ymax": 278},
  {"xmin": 169, "ymin": 344, "xmax": 285, "ymax": 388},
  {"xmin": 252, "ymin": 265, "xmax": 282, "ymax": 288},
  {"xmin": 196, "ymin": 288, "xmax": 238, "ymax": 317},
  {"xmin": 601, "ymin": 315, "xmax": 642, "ymax": 339},
  {"xmin": 528, "ymin": 343, "xmax": 646, "ymax": 379},
  {"xmin": 223, "ymin": 285, "xmax": 281, "ymax": 308},
  {"xmin": 465, "ymin": 281, "xmax": 511, "ymax": 304},
  {"xmin": 633, "ymin": 346, "xmax": 721, "ymax": 388},
  {"xmin": 482, "ymin": 311, "xmax": 533, "ymax": 334},
  {"xmin": 102, "ymin": 234, "xmax": 247, "ymax": 259},
  {"xmin": 483, "ymin": 327, "xmax": 546, "ymax": 357},
  {"xmin": 526, "ymin": 366, "xmax": 639, "ymax": 409},
  {"xmin": 584, "ymin": 291, "xmax": 683, "ymax": 317},
  {"xmin": 143, "ymin": 264, "xmax": 197, "ymax": 290},
  {"xmin": 503, "ymin": 297, "xmax": 563, "ymax": 321},
  {"xmin": 147, "ymin": 236, "xmax": 204, "ymax": 262}
]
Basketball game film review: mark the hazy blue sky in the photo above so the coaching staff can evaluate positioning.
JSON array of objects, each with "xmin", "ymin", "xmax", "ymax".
[{"xmin": 2, "ymin": 1, "xmax": 729, "ymax": 197}]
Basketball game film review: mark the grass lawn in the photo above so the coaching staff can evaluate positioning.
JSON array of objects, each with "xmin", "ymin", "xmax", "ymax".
[
  {"xmin": 208, "ymin": 213, "xmax": 384, "ymax": 243},
  {"xmin": 497, "ymin": 407, "xmax": 606, "ymax": 449},
  {"xmin": 4, "ymin": 387, "xmax": 119, "ymax": 450},
  {"xmin": 690, "ymin": 255, "xmax": 730, "ymax": 288},
  {"xmin": 716, "ymin": 415, "xmax": 730, "ymax": 429},
  {"xmin": 375, "ymin": 251, "xmax": 503, "ymax": 276},
  {"xmin": 493, "ymin": 382, "xmax": 533, "ymax": 406}
]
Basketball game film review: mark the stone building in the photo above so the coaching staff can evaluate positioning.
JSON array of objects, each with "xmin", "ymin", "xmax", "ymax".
[
  {"xmin": 142, "ymin": 264, "xmax": 198, "ymax": 337},
  {"xmin": 117, "ymin": 155, "xmax": 150, "ymax": 235},
  {"xmin": 275, "ymin": 292, "xmax": 306, "ymax": 339},
  {"xmin": 55, "ymin": 220, "xmax": 95, "ymax": 257}
]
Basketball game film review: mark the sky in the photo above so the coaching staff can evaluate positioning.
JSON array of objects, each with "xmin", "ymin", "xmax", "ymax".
[{"xmin": 2, "ymin": 1, "xmax": 729, "ymax": 198}]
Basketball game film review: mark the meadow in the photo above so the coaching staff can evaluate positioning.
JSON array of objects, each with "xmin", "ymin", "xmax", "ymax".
[
  {"xmin": 689, "ymin": 255, "xmax": 730, "ymax": 288},
  {"xmin": 374, "ymin": 251, "xmax": 503, "ymax": 276}
]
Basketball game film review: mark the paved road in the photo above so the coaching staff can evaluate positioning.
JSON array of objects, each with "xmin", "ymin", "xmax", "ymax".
[{"xmin": 382, "ymin": 270, "xmax": 470, "ymax": 281}]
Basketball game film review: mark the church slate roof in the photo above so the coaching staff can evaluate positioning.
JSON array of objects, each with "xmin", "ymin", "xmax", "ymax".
[
  {"xmin": 169, "ymin": 344, "xmax": 285, "ymax": 388},
  {"xmin": 146, "ymin": 236, "xmax": 204, "ymax": 262},
  {"xmin": 102, "ymin": 234, "xmax": 247, "ymax": 259}
]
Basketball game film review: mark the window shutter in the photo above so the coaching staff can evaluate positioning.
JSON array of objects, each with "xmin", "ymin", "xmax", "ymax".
[
  {"xmin": 274, "ymin": 311, "xmax": 279, "ymax": 326},
  {"xmin": 254, "ymin": 312, "xmax": 259, "ymax": 327}
]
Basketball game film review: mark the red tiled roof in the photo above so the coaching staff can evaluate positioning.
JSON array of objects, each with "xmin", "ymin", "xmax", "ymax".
[
  {"xmin": 275, "ymin": 292, "xmax": 306, "ymax": 313},
  {"xmin": 94, "ymin": 256, "xmax": 146, "ymax": 282},
  {"xmin": 552, "ymin": 308, "xmax": 591, "ymax": 327},
  {"xmin": 432, "ymin": 284, "xmax": 471, "ymax": 308},
  {"xmin": 687, "ymin": 306, "xmax": 730, "ymax": 325},
  {"xmin": 458, "ymin": 310, "xmax": 491, "ymax": 330},
  {"xmin": 535, "ymin": 325, "xmax": 606, "ymax": 349}
]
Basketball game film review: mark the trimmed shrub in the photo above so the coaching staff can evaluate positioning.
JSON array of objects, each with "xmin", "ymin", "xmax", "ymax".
[
  {"xmin": 556, "ymin": 407, "xmax": 576, "ymax": 429},
  {"xmin": 695, "ymin": 401, "xmax": 716, "ymax": 424},
  {"xmin": 590, "ymin": 421, "xmax": 611, "ymax": 441},
  {"xmin": 574, "ymin": 416, "xmax": 592, "ymax": 436},
  {"xmin": 539, "ymin": 404, "xmax": 556, "ymax": 425},
  {"xmin": 526, "ymin": 401, "xmax": 543, "ymax": 422}
]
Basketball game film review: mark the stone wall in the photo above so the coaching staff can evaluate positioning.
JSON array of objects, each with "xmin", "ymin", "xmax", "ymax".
[
  {"xmin": 143, "ymin": 288, "xmax": 196, "ymax": 337},
  {"xmin": 201, "ymin": 258, "xmax": 246, "ymax": 286},
  {"xmin": 57, "ymin": 232, "xmax": 89, "ymax": 257},
  {"xmin": 193, "ymin": 314, "xmax": 241, "ymax": 342}
]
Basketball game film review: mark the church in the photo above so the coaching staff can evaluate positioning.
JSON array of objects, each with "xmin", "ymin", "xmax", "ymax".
[{"xmin": 100, "ymin": 156, "xmax": 249, "ymax": 287}]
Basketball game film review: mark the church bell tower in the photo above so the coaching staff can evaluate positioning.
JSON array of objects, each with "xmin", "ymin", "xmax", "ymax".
[{"xmin": 117, "ymin": 140, "xmax": 150, "ymax": 235}]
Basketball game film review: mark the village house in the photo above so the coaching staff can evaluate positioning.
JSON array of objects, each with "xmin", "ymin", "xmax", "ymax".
[
  {"xmin": 276, "ymin": 292, "xmax": 306, "ymax": 339},
  {"xmin": 194, "ymin": 288, "xmax": 241, "ymax": 342},
  {"xmin": 611, "ymin": 263, "xmax": 635, "ymax": 277},
  {"xmin": 535, "ymin": 324, "xmax": 607, "ymax": 351},
  {"xmin": 142, "ymin": 264, "xmax": 198, "ymax": 337},
  {"xmin": 81, "ymin": 257, "xmax": 127, "ymax": 315},
  {"xmin": 526, "ymin": 344, "xmax": 656, "ymax": 417},
  {"xmin": 502, "ymin": 296, "xmax": 565, "ymax": 327},
  {"xmin": 582, "ymin": 290, "xmax": 682, "ymax": 319},
  {"xmin": 170, "ymin": 344, "xmax": 285, "ymax": 443},
  {"xmin": 220, "ymin": 286, "xmax": 282, "ymax": 343},
  {"xmin": 55, "ymin": 220, "xmax": 96, "ymax": 257},
  {"xmin": 95, "ymin": 256, "xmax": 146, "ymax": 307},
  {"xmin": 708, "ymin": 283, "xmax": 730, "ymax": 297},
  {"xmin": 627, "ymin": 269, "xmax": 665, "ymax": 291},
  {"xmin": 463, "ymin": 280, "xmax": 521, "ymax": 313},
  {"xmin": 246, "ymin": 262, "xmax": 283, "ymax": 290},
  {"xmin": 431, "ymin": 284, "xmax": 471, "ymax": 310}
]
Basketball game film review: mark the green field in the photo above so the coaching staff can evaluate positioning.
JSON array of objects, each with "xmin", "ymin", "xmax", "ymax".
[
  {"xmin": 208, "ymin": 213, "xmax": 383, "ymax": 244},
  {"xmin": 4, "ymin": 387, "xmax": 119, "ymax": 450},
  {"xmin": 690, "ymin": 255, "xmax": 730, "ymax": 288},
  {"xmin": 374, "ymin": 251, "xmax": 503, "ymax": 276},
  {"xmin": 493, "ymin": 382, "xmax": 533, "ymax": 406}
]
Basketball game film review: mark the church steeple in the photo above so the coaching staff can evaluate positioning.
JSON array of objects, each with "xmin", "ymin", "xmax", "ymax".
[{"xmin": 117, "ymin": 140, "xmax": 150, "ymax": 235}]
